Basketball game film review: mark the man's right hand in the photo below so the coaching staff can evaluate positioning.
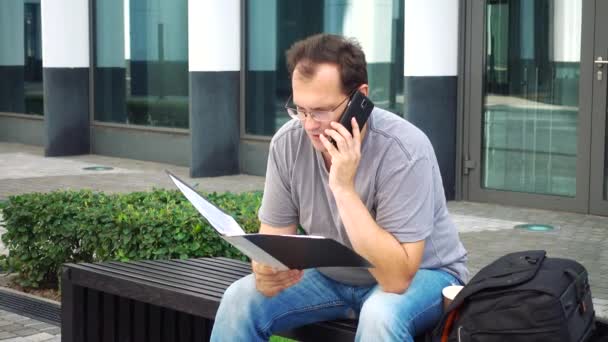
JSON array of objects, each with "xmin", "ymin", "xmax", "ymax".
[{"xmin": 252, "ymin": 261, "xmax": 304, "ymax": 297}]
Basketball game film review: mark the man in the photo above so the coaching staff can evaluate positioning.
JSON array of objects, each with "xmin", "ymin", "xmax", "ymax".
[{"xmin": 211, "ymin": 34, "xmax": 468, "ymax": 342}]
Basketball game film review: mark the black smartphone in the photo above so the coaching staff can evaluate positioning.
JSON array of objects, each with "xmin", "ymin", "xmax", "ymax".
[{"xmin": 332, "ymin": 91, "xmax": 374, "ymax": 147}]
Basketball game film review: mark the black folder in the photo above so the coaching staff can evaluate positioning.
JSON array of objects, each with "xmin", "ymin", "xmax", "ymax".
[{"xmin": 166, "ymin": 170, "xmax": 372, "ymax": 270}]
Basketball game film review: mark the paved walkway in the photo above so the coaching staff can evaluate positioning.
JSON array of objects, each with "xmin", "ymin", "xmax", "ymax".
[
  {"xmin": 0, "ymin": 309, "xmax": 59, "ymax": 341},
  {"xmin": 0, "ymin": 142, "xmax": 607, "ymax": 338}
]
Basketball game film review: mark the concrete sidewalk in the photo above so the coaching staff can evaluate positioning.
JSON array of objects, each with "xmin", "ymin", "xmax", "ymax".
[{"xmin": 0, "ymin": 142, "xmax": 607, "ymax": 329}]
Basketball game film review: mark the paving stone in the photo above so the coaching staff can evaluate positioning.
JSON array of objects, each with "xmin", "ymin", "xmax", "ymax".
[
  {"xmin": 0, "ymin": 316, "xmax": 28, "ymax": 324},
  {"xmin": 20, "ymin": 333, "xmax": 54, "ymax": 341},
  {"xmin": 0, "ymin": 324, "xmax": 25, "ymax": 333},
  {"xmin": 20, "ymin": 324, "xmax": 50, "ymax": 331},
  {"xmin": 12, "ymin": 329, "xmax": 39, "ymax": 337},
  {"xmin": 0, "ymin": 331, "xmax": 17, "ymax": 339},
  {"xmin": 36, "ymin": 328, "xmax": 58, "ymax": 336},
  {"xmin": 37, "ymin": 337, "xmax": 59, "ymax": 342}
]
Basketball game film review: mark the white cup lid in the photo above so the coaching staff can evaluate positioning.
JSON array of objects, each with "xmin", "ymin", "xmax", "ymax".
[{"xmin": 442, "ymin": 285, "xmax": 464, "ymax": 300}]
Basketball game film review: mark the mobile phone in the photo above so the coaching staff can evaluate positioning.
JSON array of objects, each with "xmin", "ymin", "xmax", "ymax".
[{"xmin": 332, "ymin": 91, "xmax": 374, "ymax": 148}]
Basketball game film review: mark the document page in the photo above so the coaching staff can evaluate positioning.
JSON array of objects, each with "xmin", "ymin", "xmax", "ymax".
[
  {"xmin": 167, "ymin": 172, "xmax": 245, "ymax": 236},
  {"xmin": 167, "ymin": 171, "xmax": 372, "ymax": 269}
]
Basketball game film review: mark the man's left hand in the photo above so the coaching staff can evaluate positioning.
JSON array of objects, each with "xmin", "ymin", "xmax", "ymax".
[{"xmin": 320, "ymin": 117, "xmax": 362, "ymax": 195}]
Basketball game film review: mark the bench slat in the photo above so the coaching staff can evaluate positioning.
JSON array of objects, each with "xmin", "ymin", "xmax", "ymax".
[
  {"xmin": 133, "ymin": 301, "xmax": 146, "ymax": 342},
  {"xmin": 117, "ymin": 297, "xmax": 131, "ymax": 342},
  {"xmin": 101, "ymin": 293, "xmax": 115, "ymax": 342},
  {"xmin": 127, "ymin": 258, "xmax": 249, "ymax": 280},
  {"xmin": 134, "ymin": 259, "xmax": 247, "ymax": 284},
  {"xmin": 170, "ymin": 258, "xmax": 251, "ymax": 277},
  {"xmin": 193, "ymin": 257, "xmax": 252, "ymax": 272},
  {"xmin": 80, "ymin": 263, "xmax": 228, "ymax": 299},
  {"xmin": 125, "ymin": 260, "xmax": 239, "ymax": 287},
  {"xmin": 163, "ymin": 308, "xmax": 177, "ymax": 341},
  {"xmin": 148, "ymin": 305, "xmax": 162, "ymax": 342},
  {"xmin": 86, "ymin": 289, "xmax": 101, "ymax": 342},
  {"xmin": 105, "ymin": 261, "xmax": 237, "ymax": 288}
]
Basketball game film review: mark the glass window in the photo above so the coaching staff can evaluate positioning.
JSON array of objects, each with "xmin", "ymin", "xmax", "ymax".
[
  {"xmin": 245, "ymin": 0, "xmax": 405, "ymax": 136},
  {"xmin": 482, "ymin": 0, "xmax": 581, "ymax": 197},
  {"xmin": 0, "ymin": 0, "xmax": 43, "ymax": 115},
  {"xmin": 94, "ymin": 0, "xmax": 189, "ymax": 128}
]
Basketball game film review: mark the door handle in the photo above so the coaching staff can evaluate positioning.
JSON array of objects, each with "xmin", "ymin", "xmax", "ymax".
[
  {"xmin": 595, "ymin": 57, "xmax": 608, "ymax": 66},
  {"xmin": 596, "ymin": 57, "xmax": 608, "ymax": 80}
]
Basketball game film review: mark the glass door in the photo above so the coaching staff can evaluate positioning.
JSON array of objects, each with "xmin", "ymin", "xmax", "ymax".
[
  {"xmin": 589, "ymin": 0, "xmax": 608, "ymax": 216},
  {"xmin": 464, "ymin": 0, "xmax": 596, "ymax": 213}
]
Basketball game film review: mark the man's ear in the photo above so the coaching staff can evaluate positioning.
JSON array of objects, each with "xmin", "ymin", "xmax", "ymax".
[{"xmin": 358, "ymin": 84, "xmax": 370, "ymax": 97}]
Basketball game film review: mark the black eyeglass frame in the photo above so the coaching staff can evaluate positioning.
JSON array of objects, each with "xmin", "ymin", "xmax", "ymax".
[{"xmin": 284, "ymin": 89, "xmax": 358, "ymax": 122}]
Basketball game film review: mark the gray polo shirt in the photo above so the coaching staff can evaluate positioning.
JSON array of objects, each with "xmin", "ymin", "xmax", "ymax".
[{"xmin": 258, "ymin": 107, "xmax": 468, "ymax": 286}]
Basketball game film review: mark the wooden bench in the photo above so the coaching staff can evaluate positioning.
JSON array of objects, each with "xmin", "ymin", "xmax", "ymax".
[
  {"xmin": 61, "ymin": 257, "xmax": 364, "ymax": 342},
  {"xmin": 61, "ymin": 256, "xmax": 608, "ymax": 341}
]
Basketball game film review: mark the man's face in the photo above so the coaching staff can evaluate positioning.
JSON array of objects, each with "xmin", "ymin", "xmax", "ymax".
[{"xmin": 291, "ymin": 63, "xmax": 350, "ymax": 152}]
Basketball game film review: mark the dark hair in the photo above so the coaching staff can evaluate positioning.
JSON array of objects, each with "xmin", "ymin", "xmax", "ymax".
[{"xmin": 286, "ymin": 34, "xmax": 368, "ymax": 94}]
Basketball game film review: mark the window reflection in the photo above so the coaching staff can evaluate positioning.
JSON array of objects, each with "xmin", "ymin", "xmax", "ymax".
[
  {"xmin": 483, "ymin": 0, "xmax": 581, "ymax": 196},
  {"xmin": 94, "ymin": 0, "xmax": 189, "ymax": 128},
  {"xmin": 245, "ymin": 0, "xmax": 404, "ymax": 136},
  {"xmin": 0, "ymin": 0, "xmax": 43, "ymax": 115}
]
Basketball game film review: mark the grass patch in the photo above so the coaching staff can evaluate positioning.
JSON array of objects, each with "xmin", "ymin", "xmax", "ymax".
[{"xmin": 270, "ymin": 336, "xmax": 297, "ymax": 342}]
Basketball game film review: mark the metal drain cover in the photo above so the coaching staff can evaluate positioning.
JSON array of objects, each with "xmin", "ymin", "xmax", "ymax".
[
  {"xmin": 514, "ymin": 223, "xmax": 555, "ymax": 232},
  {"xmin": 83, "ymin": 166, "xmax": 113, "ymax": 171}
]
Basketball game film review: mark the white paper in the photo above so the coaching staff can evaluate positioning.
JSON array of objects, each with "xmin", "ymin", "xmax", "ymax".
[
  {"xmin": 281, "ymin": 234, "xmax": 325, "ymax": 239},
  {"xmin": 168, "ymin": 173, "xmax": 245, "ymax": 236}
]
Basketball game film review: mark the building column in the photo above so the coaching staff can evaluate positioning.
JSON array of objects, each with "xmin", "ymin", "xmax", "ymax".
[
  {"xmin": 41, "ymin": 0, "xmax": 90, "ymax": 156},
  {"xmin": 188, "ymin": 0, "xmax": 240, "ymax": 177},
  {"xmin": 403, "ymin": 0, "xmax": 459, "ymax": 199},
  {"xmin": 0, "ymin": 2, "xmax": 25, "ymax": 113}
]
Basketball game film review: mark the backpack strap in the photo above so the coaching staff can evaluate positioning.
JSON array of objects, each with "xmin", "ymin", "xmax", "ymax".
[
  {"xmin": 440, "ymin": 309, "xmax": 460, "ymax": 342},
  {"xmin": 564, "ymin": 268, "xmax": 590, "ymax": 314}
]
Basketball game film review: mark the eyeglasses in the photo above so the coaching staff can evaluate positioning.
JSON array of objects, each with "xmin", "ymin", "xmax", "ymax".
[{"xmin": 284, "ymin": 90, "xmax": 355, "ymax": 122}]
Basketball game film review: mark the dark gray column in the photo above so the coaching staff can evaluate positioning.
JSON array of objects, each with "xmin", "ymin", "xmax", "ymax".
[
  {"xmin": 188, "ymin": 0, "xmax": 240, "ymax": 177},
  {"xmin": 41, "ymin": 0, "xmax": 90, "ymax": 156},
  {"xmin": 43, "ymin": 68, "xmax": 89, "ymax": 156},
  {"xmin": 190, "ymin": 72, "xmax": 240, "ymax": 176},
  {"xmin": 404, "ymin": 76, "xmax": 457, "ymax": 199}
]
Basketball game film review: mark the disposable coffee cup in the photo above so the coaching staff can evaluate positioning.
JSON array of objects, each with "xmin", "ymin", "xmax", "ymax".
[{"xmin": 442, "ymin": 285, "xmax": 464, "ymax": 312}]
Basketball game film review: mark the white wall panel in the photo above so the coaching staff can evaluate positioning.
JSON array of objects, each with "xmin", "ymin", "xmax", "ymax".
[
  {"xmin": 404, "ymin": 0, "xmax": 458, "ymax": 76},
  {"xmin": 41, "ymin": 0, "xmax": 89, "ymax": 68},
  {"xmin": 188, "ymin": 0, "xmax": 240, "ymax": 71}
]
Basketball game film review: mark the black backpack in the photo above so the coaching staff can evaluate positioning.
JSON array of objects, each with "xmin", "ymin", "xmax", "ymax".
[{"xmin": 432, "ymin": 250, "xmax": 596, "ymax": 342}]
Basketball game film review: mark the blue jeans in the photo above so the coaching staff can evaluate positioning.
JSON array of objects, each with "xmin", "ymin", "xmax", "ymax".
[{"xmin": 210, "ymin": 268, "xmax": 460, "ymax": 342}]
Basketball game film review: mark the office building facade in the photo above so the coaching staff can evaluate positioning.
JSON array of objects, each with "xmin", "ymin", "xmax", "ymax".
[{"xmin": 1, "ymin": 0, "xmax": 607, "ymax": 216}]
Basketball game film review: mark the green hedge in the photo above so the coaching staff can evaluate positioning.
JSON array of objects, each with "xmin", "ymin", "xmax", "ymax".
[{"xmin": 0, "ymin": 189, "xmax": 263, "ymax": 288}]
